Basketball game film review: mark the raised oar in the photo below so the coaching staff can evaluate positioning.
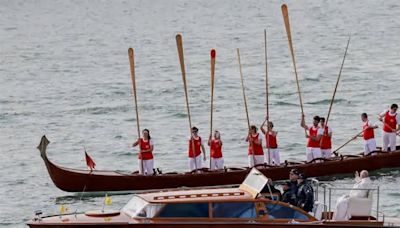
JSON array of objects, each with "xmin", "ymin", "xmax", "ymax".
[
  {"xmin": 237, "ymin": 48, "xmax": 255, "ymax": 165},
  {"xmin": 281, "ymin": 4, "xmax": 307, "ymax": 137},
  {"xmin": 320, "ymin": 36, "xmax": 351, "ymax": 147},
  {"xmin": 209, "ymin": 49, "xmax": 216, "ymax": 169},
  {"xmin": 128, "ymin": 48, "xmax": 143, "ymax": 174},
  {"xmin": 176, "ymin": 34, "xmax": 197, "ymax": 171},
  {"xmin": 325, "ymin": 36, "xmax": 351, "ymax": 126},
  {"xmin": 264, "ymin": 29, "xmax": 271, "ymax": 165}
]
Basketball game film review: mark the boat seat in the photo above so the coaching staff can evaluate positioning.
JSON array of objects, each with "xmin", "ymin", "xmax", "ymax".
[{"xmin": 348, "ymin": 190, "xmax": 373, "ymax": 217}]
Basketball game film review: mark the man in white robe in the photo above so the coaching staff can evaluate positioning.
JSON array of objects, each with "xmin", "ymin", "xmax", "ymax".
[{"xmin": 333, "ymin": 170, "xmax": 372, "ymax": 221}]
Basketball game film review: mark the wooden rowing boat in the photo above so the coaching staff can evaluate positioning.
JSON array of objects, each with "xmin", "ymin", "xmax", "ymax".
[{"xmin": 37, "ymin": 135, "xmax": 400, "ymax": 192}]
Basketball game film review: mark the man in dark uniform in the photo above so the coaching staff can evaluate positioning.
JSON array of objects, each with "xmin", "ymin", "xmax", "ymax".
[
  {"xmin": 296, "ymin": 173, "xmax": 314, "ymax": 212},
  {"xmin": 281, "ymin": 181, "xmax": 296, "ymax": 205}
]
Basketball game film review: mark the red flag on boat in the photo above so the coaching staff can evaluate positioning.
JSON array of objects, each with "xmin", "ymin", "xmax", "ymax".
[{"xmin": 85, "ymin": 150, "xmax": 96, "ymax": 171}]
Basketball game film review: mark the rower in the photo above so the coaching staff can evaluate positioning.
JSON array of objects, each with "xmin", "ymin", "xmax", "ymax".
[
  {"xmin": 319, "ymin": 117, "xmax": 333, "ymax": 158},
  {"xmin": 260, "ymin": 116, "xmax": 280, "ymax": 166},
  {"xmin": 245, "ymin": 125, "xmax": 265, "ymax": 166},
  {"xmin": 188, "ymin": 126, "xmax": 206, "ymax": 172},
  {"xmin": 132, "ymin": 129, "xmax": 154, "ymax": 175},
  {"xmin": 359, "ymin": 113, "xmax": 378, "ymax": 155},
  {"xmin": 301, "ymin": 115, "xmax": 323, "ymax": 162},
  {"xmin": 378, "ymin": 104, "xmax": 400, "ymax": 151},
  {"xmin": 208, "ymin": 130, "xmax": 224, "ymax": 170}
]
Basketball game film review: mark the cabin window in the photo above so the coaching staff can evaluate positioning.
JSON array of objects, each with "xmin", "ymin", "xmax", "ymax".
[
  {"xmin": 157, "ymin": 203, "xmax": 209, "ymax": 218},
  {"xmin": 212, "ymin": 202, "xmax": 256, "ymax": 218},
  {"xmin": 265, "ymin": 203, "xmax": 309, "ymax": 220}
]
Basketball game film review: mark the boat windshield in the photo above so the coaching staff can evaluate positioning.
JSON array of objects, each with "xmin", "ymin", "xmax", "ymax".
[{"xmin": 122, "ymin": 196, "xmax": 150, "ymax": 218}]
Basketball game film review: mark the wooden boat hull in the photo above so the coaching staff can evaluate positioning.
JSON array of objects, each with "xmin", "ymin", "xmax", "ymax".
[
  {"xmin": 27, "ymin": 221, "xmax": 385, "ymax": 228},
  {"xmin": 37, "ymin": 135, "xmax": 400, "ymax": 192}
]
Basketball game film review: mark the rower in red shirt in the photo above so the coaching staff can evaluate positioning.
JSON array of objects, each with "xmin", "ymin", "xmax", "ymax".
[
  {"xmin": 359, "ymin": 113, "xmax": 378, "ymax": 155},
  {"xmin": 260, "ymin": 116, "xmax": 280, "ymax": 166},
  {"xmin": 132, "ymin": 129, "xmax": 154, "ymax": 175},
  {"xmin": 378, "ymin": 104, "xmax": 400, "ymax": 151},
  {"xmin": 245, "ymin": 125, "xmax": 265, "ymax": 166},
  {"xmin": 207, "ymin": 130, "xmax": 223, "ymax": 170},
  {"xmin": 188, "ymin": 126, "xmax": 206, "ymax": 172},
  {"xmin": 301, "ymin": 115, "xmax": 323, "ymax": 162},
  {"xmin": 319, "ymin": 117, "xmax": 333, "ymax": 158}
]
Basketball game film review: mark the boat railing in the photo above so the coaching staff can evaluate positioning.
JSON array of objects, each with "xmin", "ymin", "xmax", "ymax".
[{"xmin": 320, "ymin": 184, "xmax": 381, "ymax": 222}]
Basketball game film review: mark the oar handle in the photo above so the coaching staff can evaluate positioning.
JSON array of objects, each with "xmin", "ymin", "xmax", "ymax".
[{"xmin": 325, "ymin": 36, "xmax": 351, "ymax": 126}]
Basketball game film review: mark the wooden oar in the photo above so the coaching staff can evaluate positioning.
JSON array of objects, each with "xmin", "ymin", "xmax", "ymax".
[
  {"xmin": 128, "ymin": 48, "xmax": 143, "ymax": 174},
  {"xmin": 325, "ymin": 36, "xmax": 351, "ymax": 126},
  {"xmin": 333, "ymin": 129, "xmax": 364, "ymax": 155},
  {"xmin": 264, "ymin": 29, "xmax": 271, "ymax": 165},
  {"xmin": 176, "ymin": 34, "xmax": 197, "ymax": 171},
  {"xmin": 320, "ymin": 36, "xmax": 351, "ymax": 147},
  {"xmin": 209, "ymin": 49, "xmax": 216, "ymax": 169},
  {"xmin": 237, "ymin": 48, "xmax": 255, "ymax": 165},
  {"xmin": 281, "ymin": 4, "xmax": 307, "ymax": 137}
]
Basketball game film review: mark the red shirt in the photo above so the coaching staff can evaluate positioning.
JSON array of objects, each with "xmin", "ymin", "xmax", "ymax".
[
  {"xmin": 307, "ymin": 127, "xmax": 321, "ymax": 148},
  {"xmin": 248, "ymin": 133, "xmax": 264, "ymax": 155},
  {"xmin": 210, "ymin": 139, "xmax": 223, "ymax": 158},
  {"xmin": 188, "ymin": 137, "xmax": 202, "ymax": 158},
  {"xmin": 320, "ymin": 126, "xmax": 332, "ymax": 149},
  {"xmin": 265, "ymin": 132, "xmax": 278, "ymax": 149},
  {"xmin": 383, "ymin": 111, "xmax": 397, "ymax": 133},
  {"xmin": 363, "ymin": 121, "xmax": 375, "ymax": 140},
  {"xmin": 138, "ymin": 139, "xmax": 153, "ymax": 160}
]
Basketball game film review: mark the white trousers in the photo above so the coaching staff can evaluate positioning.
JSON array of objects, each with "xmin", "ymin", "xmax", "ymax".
[
  {"xmin": 210, "ymin": 157, "xmax": 224, "ymax": 170},
  {"xmin": 321, "ymin": 149, "xmax": 332, "ymax": 158},
  {"xmin": 248, "ymin": 155, "xmax": 265, "ymax": 167},
  {"xmin": 265, "ymin": 148, "xmax": 280, "ymax": 165},
  {"xmin": 382, "ymin": 131, "xmax": 396, "ymax": 152},
  {"xmin": 188, "ymin": 155, "xmax": 202, "ymax": 171},
  {"xmin": 334, "ymin": 195, "xmax": 350, "ymax": 221},
  {"xmin": 364, "ymin": 138, "xmax": 377, "ymax": 155},
  {"xmin": 138, "ymin": 159, "xmax": 154, "ymax": 175},
  {"xmin": 306, "ymin": 147, "xmax": 321, "ymax": 162}
]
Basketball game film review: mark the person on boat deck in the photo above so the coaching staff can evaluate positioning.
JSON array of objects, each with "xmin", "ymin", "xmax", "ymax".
[
  {"xmin": 358, "ymin": 113, "xmax": 378, "ymax": 155},
  {"xmin": 260, "ymin": 116, "xmax": 280, "ymax": 166},
  {"xmin": 295, "ymin": 173, "xmax": 314, "ymax": 212},
  {"xmin": 378, "ymin": 103, "xmax": 400, "ymax": 152},
  {"xmin": 188, "ymin": 126, "xmax": 206, "ymax": 172},
  {"xmin": 333, "ymin": 170, "xmax": 372, "ymax": 221},
  {"xmin": 301, "ymin": 115, "xmax": 323, "ymax": 162},
  {"xmin": 319, "ymin": 117, "xmax": 333, "ymax": 158},
  {"xmin": 245, "ymin": 125, "xmax": 265, "ymax": 166},
  {"xmin": 281, "ymin": 181, "xmax": 296, "ymax": 206},
  {"xmin": 288, "ymin": 168, "xmax": 300, "ymax": 204},
  {"xmin": 132, "ymin": 129, "xmax": 154, "ymax": 175},
  {"xmin": 208, "ymin": 130, "xmax": 223, "ymax": 170}
]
